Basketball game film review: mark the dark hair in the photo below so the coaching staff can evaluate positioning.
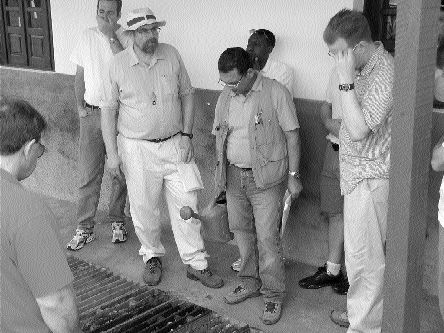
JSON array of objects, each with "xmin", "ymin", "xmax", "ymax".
[
  {"xmin": 97, "ymin": 0, "xmax": 122, "ymax": 16},
  {"xmin": 253, "ymin": 29, "xmax": 276, "ymax": 48},
  {"xmin": 0, "ymin": 97, "xmax": 47, "ymax": 155},
  {"xmin": 218, "ymin": 47, "xmax": 252, "ymax": 76},
  {"xmin": 438, "ymin": 42, "xmax": 444, "ymax": 69},
  {"xmin": 323, "ymin": 9, "xmax": 372, "ymax": 46}
]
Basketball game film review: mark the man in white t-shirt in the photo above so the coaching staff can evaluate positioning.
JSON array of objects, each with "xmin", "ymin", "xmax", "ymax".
[
  {"xmin": 246, "ymin": 29, "xmax": 295, "ymax": 98},
  {"xmin": 67, "ymin": 0, "xmax": 131, "ymax": 251}
]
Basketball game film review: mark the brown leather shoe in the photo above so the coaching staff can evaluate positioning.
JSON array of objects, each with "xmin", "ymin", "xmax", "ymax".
[
  {"xmin": 224, "ymin": 284, "xmax": 261, "ymax": 304},
  {"xmin": 143, "ymin": 257, "xmax": 162, "ymax": 286},
  {"xmin": 186, "ymin": 266, "xmax": 224, "ymax": 289}
]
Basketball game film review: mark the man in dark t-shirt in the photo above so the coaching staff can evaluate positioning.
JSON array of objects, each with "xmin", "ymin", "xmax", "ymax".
[{"xmin": 0, "ymin": 97, "xmax": 80, "ymax": 332}]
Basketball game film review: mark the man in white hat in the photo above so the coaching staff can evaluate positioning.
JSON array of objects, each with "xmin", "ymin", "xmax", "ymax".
[{"xmin": 101, "ymin": 7, "xmax": 224, "ymax": 289}]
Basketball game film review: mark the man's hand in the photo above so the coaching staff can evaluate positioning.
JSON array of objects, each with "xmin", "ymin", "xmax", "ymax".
[
  {"xmin": 106, "ymin": 154, "xmax": 123, "ymax": 180},
  {"xmin": 335, "ymin": 48, "xmax": 355, "ymax": 84},
  {"xmin": 287, "ymin": 176, "xmax": 303, "ymax": 201},
  {"xmin": 96, "ymin": 16, "xmax": 120, "ymax": 39},
  {"xmin": 179, "ymin": 136, "xmax": 194, "ymax": 163},
  {"xmin": 77, "ymin": 105, "xmax": 88, "ymax": 118}
]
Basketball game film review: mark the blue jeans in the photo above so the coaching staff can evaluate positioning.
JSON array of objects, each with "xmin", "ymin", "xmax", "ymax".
[
  {"xmin": 76, "ymin": 110, "xmax": 127, "ymax": 230},
  {"xmin": 226, "ymin": 165, "xmax": 286, "ymax": 302}
]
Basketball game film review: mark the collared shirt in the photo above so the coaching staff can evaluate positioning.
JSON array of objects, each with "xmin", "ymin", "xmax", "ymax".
[
  {"xmin": 225, "ymin": 74, "xmax": 299, "ymax": 168},
  {"xmin": 325, "ymin": 67, "xmax": 343, "ymax": 144},
  {"xmin": 339, "ymin": 42, "xmax": 394, "ymax": 195},
  {"xmin": 1, "ymin": 168, "xmax": 74, "ymax": 332},
  {"xmin": 261, "ymin": 57, "xmax": 295, "ymax": 98},
  {"xmin": 102, "ymin": 43, "xmax": 194, "ymax": 140},
  {"xmin": 70, "ymin": 26, "xmax": 130, "ymax": 106}
]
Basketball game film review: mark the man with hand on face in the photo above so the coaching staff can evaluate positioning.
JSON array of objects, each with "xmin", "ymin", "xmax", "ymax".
[
  {"xmin": 67, "ymin": 0, "xmax": 131, "ymax": 251},
  {"xmin": 324, "ymin": 9, "xmax": 394, "ymax": 332},
  {"xmin": 1, "ymin": 98, "xmax": 81, "ymax": 333},
  {"xmin": 214, "ymin": 47, "xmax": 302, "ymax": 325},
  {"xmin": 101, "ymin": 7, "xmax": 223, "ymax": 290}
]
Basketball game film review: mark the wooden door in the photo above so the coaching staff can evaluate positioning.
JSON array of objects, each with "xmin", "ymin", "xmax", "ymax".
[
  {"xmin": 24, "ymin": 0, "xmax": 52, "ymax": 69},
  {"xmin": 3, "ymin": 0, "xmax": 27, "ymax": 66}
]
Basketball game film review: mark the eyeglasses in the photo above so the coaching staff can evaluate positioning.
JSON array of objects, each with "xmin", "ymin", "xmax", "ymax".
[
  {"xmin": 218, "ymin": 75, "xmax": 244, "ymax": 88},
  {"xmin": 135, "ymin": 27, "xmax": 161, "ymax": 35},
  {"xmin": 328, "ymin": 42, "xmax": 359, "ymax": 57}
]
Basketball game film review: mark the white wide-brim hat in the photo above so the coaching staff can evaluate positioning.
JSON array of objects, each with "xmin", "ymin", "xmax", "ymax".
[{"xmin": 126, "ymin": 8, "xmax": 166, "ymax": 31}]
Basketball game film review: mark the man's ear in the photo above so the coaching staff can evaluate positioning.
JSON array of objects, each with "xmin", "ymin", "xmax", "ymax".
[{"xmin": 23, "ymin": 139, "xmax": 36, "ymax": 158}]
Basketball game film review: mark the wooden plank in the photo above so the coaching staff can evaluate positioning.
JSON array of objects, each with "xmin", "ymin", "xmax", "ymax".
[{"xmin": 382, "ymin": 1, "xmax": 440, "ymax": 332}]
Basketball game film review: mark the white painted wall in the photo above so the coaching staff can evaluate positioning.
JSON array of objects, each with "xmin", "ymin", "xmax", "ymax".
[{"xmin": 51, "ymin": 0, "xmax": 355, "ymax": 100}]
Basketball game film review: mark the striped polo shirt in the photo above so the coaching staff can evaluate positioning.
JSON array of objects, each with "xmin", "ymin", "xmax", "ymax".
[{"xmin": 339, "ymin": 42, "xmax": 394, "ymax": 195}]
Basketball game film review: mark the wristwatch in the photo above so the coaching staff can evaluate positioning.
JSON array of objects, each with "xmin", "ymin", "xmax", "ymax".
[
  {"xmin": 339, "ymin": 83, "xmax": 355, "ymax": 92},
  {"xmin": 181, "ymin": 132, "xmax": 193, "ymax": 139},
  {"xmin": 289, "ymin": 170, "xmax": 300, "ymax": 179}
]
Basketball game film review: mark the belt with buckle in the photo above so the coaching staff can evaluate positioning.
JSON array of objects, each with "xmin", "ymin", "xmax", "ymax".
[
  {"xmin": 84, "ymin": 102, "xmax": 100, "ymax": 110},
  {"xmin": 331, "ymin": 143, "xmax": 339, "ymax": 151},
  {"xmin": 146, "ymin": 132, "xmax": 180, "ymax": 143}
]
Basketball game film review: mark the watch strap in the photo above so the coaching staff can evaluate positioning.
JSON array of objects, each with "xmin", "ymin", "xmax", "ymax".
[
  {"xmin": 181, "ymin": 131, "xmax": 193, "ymax": 139},
  {"xmin": 339, "ymin": 83, "xmax": 355, "ymax": 92}
]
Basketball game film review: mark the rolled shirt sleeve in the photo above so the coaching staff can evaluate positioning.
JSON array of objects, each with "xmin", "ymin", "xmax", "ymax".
[{"xmin": 273, "ymin": 81, "xmax": 299, "ymax": 132}]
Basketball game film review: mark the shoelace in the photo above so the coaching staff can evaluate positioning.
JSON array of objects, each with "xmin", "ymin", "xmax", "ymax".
[
  {"xmin": 148, "ymin": 260, "xmax": 160, "ymax": 273},
  {"xmin": 265, "ymin": 302, "xmax": 278, "ymax": 313},
  {"xmin": 199, "ymin": 268, "xmax": 213, "ymax": 277},
  {"xmin": 233, "ymin": 285, "xmax": 246, "ymax": 294}
]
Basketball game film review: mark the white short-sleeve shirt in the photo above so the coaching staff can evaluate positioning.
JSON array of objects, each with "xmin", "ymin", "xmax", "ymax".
[{"xmin": 70, "ymin": 26, "xmax": 130, "ymax": 106}]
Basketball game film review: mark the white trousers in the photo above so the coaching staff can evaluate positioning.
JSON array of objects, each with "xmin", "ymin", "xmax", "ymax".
[
  {"xmin": 344, "ymin": 179, "xmax": 389, "ymax": 333},
  {"xmin": 118, "ymin": 134, "xmax": 208, "ymax": 270}
]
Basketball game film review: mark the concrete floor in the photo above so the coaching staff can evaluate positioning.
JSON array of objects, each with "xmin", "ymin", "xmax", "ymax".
[{"xmin": 45, "ymin": 195, "xmax": 444, "ymax": 333}]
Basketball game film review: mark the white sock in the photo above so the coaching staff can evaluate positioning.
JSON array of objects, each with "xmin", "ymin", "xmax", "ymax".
[{"xmin": 326, "ymin": 261, "xmax": 341, "ymax": 276}]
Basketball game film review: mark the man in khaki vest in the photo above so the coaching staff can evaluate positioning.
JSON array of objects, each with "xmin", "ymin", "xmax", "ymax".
[{"xmin": 213, "ymin": 47, "xmax": 302, "ymax": 325}]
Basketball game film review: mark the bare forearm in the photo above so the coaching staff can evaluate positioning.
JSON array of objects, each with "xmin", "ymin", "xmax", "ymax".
[
  {"xmin": 432, "ymin": 134, "xmax": 444, "ymax": 171},
  {"xmin": 285, "ymin": 129, "xmax": 301, "ymax": 173},
  {"xmin": 101, "ymin": 108, "xmax": 118, "ymax": 158},
  {"xmin": 181, "ymin": 93, "xmax": 195, "ymax": 134},
  {"xmin": 74, "ymin": 67, "xmax": 85, "ymax": 108},
  {"xmin": 36, "ymin": 285, "xmax": 80, "ymax": 333},
  {"xmin": 341, "ymin": 91, "xmax": 370, "ymax": 141}
]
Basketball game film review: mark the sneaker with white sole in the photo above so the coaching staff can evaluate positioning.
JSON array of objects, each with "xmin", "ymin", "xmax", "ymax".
[
  {"xmin": 224, "ymin": 284, "xmax": 261, "ymax": 304},
  {"xmin": 66, "ymin": 229, "xmax": 95, "ymax": 251},
  {"xmin": 261, "ymin": 301, "xmax": 282, "ymax": 325},
  {"xmin": 111, "ymin": 222, "xmax": 127, "ymax": 243}
]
